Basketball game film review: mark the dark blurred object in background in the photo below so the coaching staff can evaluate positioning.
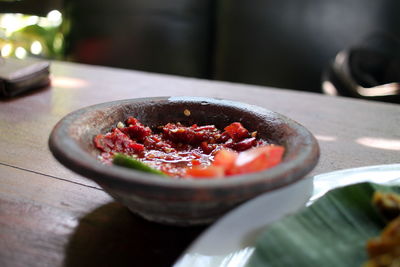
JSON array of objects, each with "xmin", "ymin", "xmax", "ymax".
[
  {"xmin": 214, "ymin": 0, "xmax": 400, "ymax": 92},
  {"xmin": 1, "ymin": 0, "xmax": 400, "ymax": 100},
  {"xmin": 64, "ymin": 0, "xmax": 215, "ymax": 79},
  {"xmin": 64, "ymin": 0, "xmax": 400, "ymax": 94},
  {"xmin": 0, "ymin": 0, "xmax": 61, "ymax": 17},
  {"xmin": 323, "ymin": 33, "xmax": 400, "ymax": 104}
]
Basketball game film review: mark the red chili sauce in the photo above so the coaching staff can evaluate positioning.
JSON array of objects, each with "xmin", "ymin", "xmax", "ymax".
[{"xmin": 94, "ymin": 117, "xmax": 269, "ymax": 177}]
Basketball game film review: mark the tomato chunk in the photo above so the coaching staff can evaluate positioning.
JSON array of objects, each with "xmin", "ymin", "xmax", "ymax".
[
  {"xmin": 230, "ymin": 145, "xmax": 285, "ymax": 175},
  {"xmin": 213, "ymin": 149, "xmax": 238, "ymax": 170},
  {"xmin": 224, "ymin": 122, "xmax": 249, "ymax": 142},
  {"xmin": 186, "ymin": 166, "xmax": 225, "ymax": 178}
]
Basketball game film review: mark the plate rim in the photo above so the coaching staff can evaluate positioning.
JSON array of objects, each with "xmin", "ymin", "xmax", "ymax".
[{"xmin": 174, "ymin": 163, "xmax": 400, "ymax": 267}]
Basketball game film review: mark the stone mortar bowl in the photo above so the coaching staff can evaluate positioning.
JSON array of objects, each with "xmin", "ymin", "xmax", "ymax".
[{"xmin": 49, "ymin": 96, "xmax": 320, "ymax": 226}]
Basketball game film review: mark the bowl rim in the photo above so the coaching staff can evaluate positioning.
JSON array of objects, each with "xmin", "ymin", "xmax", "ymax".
[{"xmin": 49, "ymin": 96, "xmax": 320, "ymax": 191}]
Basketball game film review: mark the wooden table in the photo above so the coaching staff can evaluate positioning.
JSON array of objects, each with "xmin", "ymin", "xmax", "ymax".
[{"xmin": 1, "ymin": 61, "xmax": 399, "ymax": 267}]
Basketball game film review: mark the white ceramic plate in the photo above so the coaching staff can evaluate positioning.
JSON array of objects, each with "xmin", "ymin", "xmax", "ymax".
[{"xmin": 174, "ymin": 164, "xmax": 400, "ymax": 267}]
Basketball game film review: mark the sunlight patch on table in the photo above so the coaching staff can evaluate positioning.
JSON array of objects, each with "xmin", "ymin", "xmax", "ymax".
[
  {"xmin": 51, "ymin": 76, "xmax": 89, "ymax": 89},
  {"xmin": 315, "ymin": 135, "xmax": 337, "ymax": 142},
  {"xmin": 322, "ymin": 81, "xmax": 338, "ymax": 96},
  {"xmin": 356, "ymin": 137, "xmax": 400, "ymax": 151}
]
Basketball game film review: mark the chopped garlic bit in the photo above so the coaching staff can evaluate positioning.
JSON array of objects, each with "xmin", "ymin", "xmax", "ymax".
[
  {"xmin": 117, "ymin": 121, "xmax": 125, "ymax": 129},
  {"xmin": 183, "ymin": 109, "xmax": 191, "ymax": 116},
  {"xmin": 163, "ymin": 147, "xmax": 173, "ymax": 153}
]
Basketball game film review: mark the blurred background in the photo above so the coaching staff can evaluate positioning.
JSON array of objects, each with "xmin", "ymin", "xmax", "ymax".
[{"xmin": 1, "ymin": 0, "xmax": 399, "ymax": 97}]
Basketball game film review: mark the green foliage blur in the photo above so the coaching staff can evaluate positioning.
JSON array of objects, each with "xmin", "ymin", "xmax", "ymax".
[{"xmin": 0, "ymin": 11, "xmax": 67, "ymax": 60}]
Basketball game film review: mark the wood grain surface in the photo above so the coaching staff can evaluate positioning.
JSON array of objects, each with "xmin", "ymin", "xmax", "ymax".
[
  {"xmin": 0, "ymin": 61, "xmax": 399, "ymax": 267},
  {"xmin": 0, "ymin": 164, "xmax": 206, "ymax": 267}
]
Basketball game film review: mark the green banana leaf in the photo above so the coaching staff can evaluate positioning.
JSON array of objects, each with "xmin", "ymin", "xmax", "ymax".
[{"xmin": 246, "ymin": 182, "xmax": 400, "ymax": 267}]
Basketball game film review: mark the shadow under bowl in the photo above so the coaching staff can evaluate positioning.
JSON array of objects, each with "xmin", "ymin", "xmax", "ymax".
[{"xmin": 49, "ymin": 96, "xmax": 319, "ymax": 226}]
